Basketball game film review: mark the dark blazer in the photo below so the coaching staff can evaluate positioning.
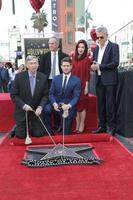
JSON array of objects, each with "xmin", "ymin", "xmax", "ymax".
[
  {"xmin": 11, "ymin": 71, "xmax": 48, "ymax": 121},
  {"xmin": 49, "ymin": 74, "xmax": 81, "ymax": 118},
  {"xmin": 93, "ymin": 41, "xmax": 119, "ymax": 85},
  {"xmin": 39, "ymin": 51, "xmax": 68, "ymax": 78}
]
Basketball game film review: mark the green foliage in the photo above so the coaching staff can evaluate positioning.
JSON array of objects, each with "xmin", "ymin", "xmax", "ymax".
[{"xmin": 31, "ymin": 9, "xmax": 48, "ymax": 33}]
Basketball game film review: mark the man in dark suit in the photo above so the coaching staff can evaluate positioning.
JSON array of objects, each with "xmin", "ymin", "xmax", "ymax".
[
  {"xmin": 91, "ymin": 26, "xmax": 119, "ymax": 135},
  {"xmin": 39, "ymin": 36, "xmax": 68, "ymax": 88},
  {"xmin": 0, "ymin": 62, "xmax": 9, "ymax": 92},
  {"xmin": 39, "ymin": 36, "xmax": 68, "ymax": 131},
  {"xmin": 9, "ymin": 55, "xmax": 48, "ymax": 139},
  {"xmin": 43, "ymin": 57, "xmax": 81, "ymax": 135}
]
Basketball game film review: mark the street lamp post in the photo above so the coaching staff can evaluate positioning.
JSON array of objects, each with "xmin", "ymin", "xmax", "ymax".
[
  {"xmin": 12, "ymin": 0, "xmax": 15, "ymax": 14},
  {"xmin": 15, "ymin": 39, "xmax": 22, "ymax": 68}
]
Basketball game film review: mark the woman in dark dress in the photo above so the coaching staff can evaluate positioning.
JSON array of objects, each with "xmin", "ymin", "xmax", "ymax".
[{"xmin": 72, "ymin": 39, "xmax": 91, "ymax": 133}]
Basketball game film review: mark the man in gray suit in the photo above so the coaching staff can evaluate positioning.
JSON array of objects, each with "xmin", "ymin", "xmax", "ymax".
[{"xmin": 9, "ymin": 55, "xmax": 48, "ymax": 139}]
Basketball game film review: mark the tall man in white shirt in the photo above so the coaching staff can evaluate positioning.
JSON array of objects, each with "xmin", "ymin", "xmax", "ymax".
[
  {"xmin": 39, "ymin": 36, "xmax": 68, "ymax": 131},
  {"xmin": 91, "ymin": 26, "xmax": 119, "ymax": 135},
  {"xmin": 39, "ymin": 36, "xmax": 68, "ymax": 89}
]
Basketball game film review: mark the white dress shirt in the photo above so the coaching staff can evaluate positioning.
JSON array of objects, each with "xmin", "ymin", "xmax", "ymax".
[
  {"xmin": 49, "ymin": 51, "xmax": 60, "ymax": 79},
  {"xmin": 97, "ymin": 40, "xmax": 109, "ymax": 75},
  {"xmin": 62, "ymin": 73, "xmax": 71, "ymax": 87}
]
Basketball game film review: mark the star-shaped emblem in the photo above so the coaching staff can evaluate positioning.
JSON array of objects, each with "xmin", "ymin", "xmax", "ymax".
[
  {"xmin": 26, "ymin": 143, "xmax": 94, "ymax": 160},
  {"xmin": 22, "ymin": 143, "xmax": 102, "ymax": 167}
]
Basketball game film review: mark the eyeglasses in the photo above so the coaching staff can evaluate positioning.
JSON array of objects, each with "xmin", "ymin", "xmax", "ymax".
[{"xmin": 97, "ymin": 36, "xmax": 104, "ymax": 39}]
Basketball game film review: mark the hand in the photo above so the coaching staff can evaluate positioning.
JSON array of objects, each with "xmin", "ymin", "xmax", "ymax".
[
  {"xmin": 91, "ymin": 63, "xmax": 99, "ymax": 71},
  {"xmin": 53, "ymin": 103, "xmax": 60, "ymax": 112},
  {"xmin": 35, "ymin": 106, "xmax": 42, "ymax": 116},
  {"xmin": 23, "ymin": 105, "xmax": 33, "ymax": 112},
  {"xmin": 61, "ymin": 104, "xmax": 70, "ymax": 111}
]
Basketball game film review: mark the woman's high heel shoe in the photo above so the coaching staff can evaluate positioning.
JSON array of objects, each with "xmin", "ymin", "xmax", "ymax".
[
  {"xmin": 78, "ymin": 124, "xmax": 85, "ymax": 133},
  {"xmin": 77, "ymin": 130, "xmax": 84, "ymax": 133}
]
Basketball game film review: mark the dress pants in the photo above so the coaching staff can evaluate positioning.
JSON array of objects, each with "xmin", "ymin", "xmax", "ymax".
[
  {"xmin": 96, "ymin": 78, "xmax": 117, "ymax": 130},
  {"xmin": 44, "ymin": 104, "xmax": 72, "ymax": 135},
  {"xmin": 15, "ymin": 112, "xmax": 46, "ymax": 139},
  {"xmin": 48, "ymin": 79, "xmax": 61, "ymax": 129}
]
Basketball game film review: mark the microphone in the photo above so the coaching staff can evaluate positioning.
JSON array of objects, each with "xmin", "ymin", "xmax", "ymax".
[{"xmin": 62, "ymin": 110, "xmax": 69, "ymax": 118}]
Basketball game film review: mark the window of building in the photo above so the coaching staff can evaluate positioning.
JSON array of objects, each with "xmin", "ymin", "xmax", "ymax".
[
  {"xmin": 67, "ymin": 31, "xmax": 73, "ymax": 44},
  {"xmin": 67, "ymin": 0, "xmax": 73, "ymax": 7},
  {"xmin": 67, "ymin": 12, "xmax": 73, "ymax": 26}
]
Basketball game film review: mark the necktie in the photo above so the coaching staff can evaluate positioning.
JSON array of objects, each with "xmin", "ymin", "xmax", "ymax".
[
  {"xmin": 62, "ymin": 76, "xmax": 67, "ymax": 94},
  {"xmin": 30, "ymin": 75, "xmax": 35, "ymax": 96},
  {"xmin": 51, "ymin": 52, "xmax": 56, "ymax": 78}
]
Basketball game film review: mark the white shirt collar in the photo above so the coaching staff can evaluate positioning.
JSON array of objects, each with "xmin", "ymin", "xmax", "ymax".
[
  {"xmin": 63, "ymin": 73, "xmax": 71, "ymax": 78},
  {"xmin": 51, "ymin": 51, "xmax": 58, "ymax": 55},
  {"xmin": 62, "ymin": 73, "xmax": 71, "ymax": 85},
  {"xmin": 98, "ymin": 40, "xmax": 109, "ymax": 49},
  {"xmin": 28, "ymin": 71, "xmax": 37, "ymax": 77}
]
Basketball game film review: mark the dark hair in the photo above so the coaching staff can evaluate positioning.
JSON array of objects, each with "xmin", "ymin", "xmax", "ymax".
[
  {"xmin": 74, "ymin": 39, "xmax": 88, "ymax": 61},
  {"xmin": 61, "ymin": 57, "xmax": 72, "ymax": 65},
  {"xmin": 5, "ymin": 62, "xmax": 15, "ymax": 73},
  {"xmin": 5, "ymin": 62, "xmax": 12, "ymax": 68}
]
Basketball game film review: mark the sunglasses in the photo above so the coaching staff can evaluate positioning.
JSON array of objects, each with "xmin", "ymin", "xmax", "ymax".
[{"xmin": 97, "ymin": 36, "xmax": 104, "ymax": 39}]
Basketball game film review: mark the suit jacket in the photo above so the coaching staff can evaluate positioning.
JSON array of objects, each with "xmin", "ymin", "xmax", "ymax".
[
  {"xmin": 93, "ymin": 41, "xmax": 119, "ymax": 85},
  {"xmin": 39, "ymin": 50, "xmax": 68, "ymax": 78},
  {"xmin": 49, "ymin": 74, "xmax": 81, "ymax": 118},
  {"xmin": 11, "ymin": 71, "xmax": 48, "ymax": 121}
]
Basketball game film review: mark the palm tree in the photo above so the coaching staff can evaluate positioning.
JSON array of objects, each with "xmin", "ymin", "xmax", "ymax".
[{"xmin": 31, "ymin": 9, "xmax": 48, "ymax": 34}]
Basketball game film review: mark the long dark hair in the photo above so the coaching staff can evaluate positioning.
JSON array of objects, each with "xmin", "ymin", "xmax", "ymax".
[
  {"xmin": 74, "ymin": 39, "xmax": 88, "ymax": 61},
  {"xmin": 5, "ymin": 62, "xmax": 15, "ymax": 73}
]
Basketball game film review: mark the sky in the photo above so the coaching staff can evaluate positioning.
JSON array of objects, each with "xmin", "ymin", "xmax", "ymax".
[
  {"xmin": 0, "ymin": 0, "xmax": 133, "ymax": 41},
  {"xmin": 86, "ymin": 0, "xmax": 133, "ymax": 34},
  {"xmin": 0, "ymin": 0, "xmax": 51, "ymax": 41},
  {"xmin": 0, "ymin": 0, "xmax": 132, "ymax": 41}
]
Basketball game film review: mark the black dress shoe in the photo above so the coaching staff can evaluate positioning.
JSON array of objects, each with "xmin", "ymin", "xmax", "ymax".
[
  {"xmin": 47, "ymin": 129, "xmax": 54, "ymax": 136},
  {"xmin": 108, "ymin": 129, "xmax": 116, "ymax": 136},
  {"xmin": 49, "ymin": 132, "xmax": 54, "ymax": 136},
  {"xmin": 92, "ymin": 127, "xmax": 106, "ymax": 134},
  {"xmin": 57, "ymin": 126, "xmax": 62, "ymax": 132},
  {"xmin": 8, "ymin": 125, "xmax": 16, "ymax": 139},
  {"xmin": 8, "ymin": 129, "xmax": 15, "ymax": 139}
]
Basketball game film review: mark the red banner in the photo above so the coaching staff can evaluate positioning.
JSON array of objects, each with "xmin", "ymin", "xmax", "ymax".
[{"xmin": 29, "ymin": 0, "xmax": 45, "ymax": 12}]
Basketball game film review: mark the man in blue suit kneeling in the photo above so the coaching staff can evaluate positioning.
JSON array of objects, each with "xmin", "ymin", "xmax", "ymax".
[{"xmin": 43, "ymin": 57, "xmax": 81, "ymax": 135}]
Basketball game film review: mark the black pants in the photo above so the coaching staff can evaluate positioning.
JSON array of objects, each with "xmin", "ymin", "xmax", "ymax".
[
  {"xmin": 15, "ymin": 112, "xmax": 46, "ymax": 139},
  {"xmin": 96, "ymin": 79, "xmax": 117, "ymax": 130},
  {"xmin": 0, "ymin": 82, "xmax": 8, "ymax": 93},
  {"xmin": 48, "ymin": 79, "xmax": 61, "ymax": 129},
  {"xmin": 44, "ymin": 103, "xmax": 73, "ymax": 135}
]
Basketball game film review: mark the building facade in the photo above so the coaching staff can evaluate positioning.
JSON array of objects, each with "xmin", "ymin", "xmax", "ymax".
[{"xmin": 51, "ymin": 0, "xmax": 86, "ymax": 53}]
